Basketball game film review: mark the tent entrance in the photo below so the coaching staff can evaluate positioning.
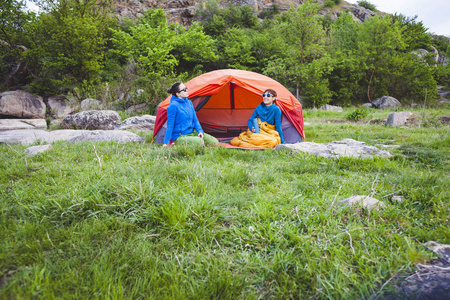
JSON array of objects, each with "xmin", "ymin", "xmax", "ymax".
[{"xmin": 192, "ymin": 82, "xmax": 261, "ymax": 137}]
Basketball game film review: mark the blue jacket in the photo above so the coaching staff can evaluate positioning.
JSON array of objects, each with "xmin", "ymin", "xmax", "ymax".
[
  {"xmin": 164, "ymin": 95, "xmax": 204, "ymax": 144},
  {"xmin": 248, "ymin": 103, "xmax": 285, "ymax": 144}
]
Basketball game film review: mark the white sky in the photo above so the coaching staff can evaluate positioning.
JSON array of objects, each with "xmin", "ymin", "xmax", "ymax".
[{"xmin": 345, "ymin": 0, "xmax": 450, "ymax": 36}]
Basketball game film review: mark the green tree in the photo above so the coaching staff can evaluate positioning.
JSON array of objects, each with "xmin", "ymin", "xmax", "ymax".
[
  {"xmin": 0, "ymin": 0, "xmax": 35, "ymax": 89},
  {"xmin": 357, "ymin": 15, "xmax": 405, "ymax": 102},
  {"xmin": 391, "ymin": 14, "xmax": 431, "ymax": 52},
  {"xmin": 24, "ymin": 0, "xmax": 116, "ymax": 94},
  {"xmin": 264, "ymin": 1, "xmax": 332, "ymax": 107}
]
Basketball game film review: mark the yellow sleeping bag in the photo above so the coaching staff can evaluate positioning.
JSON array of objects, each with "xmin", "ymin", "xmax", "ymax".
[{"xmin": 230, "ymin": 119, "xmax": 281, "ymax": 149}]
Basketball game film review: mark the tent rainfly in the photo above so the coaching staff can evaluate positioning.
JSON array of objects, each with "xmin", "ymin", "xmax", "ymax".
[{"xmin": 153, "ymin": 69, "xmax": 305, "ymax": 143}]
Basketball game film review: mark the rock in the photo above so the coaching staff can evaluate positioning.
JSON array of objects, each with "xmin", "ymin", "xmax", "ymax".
[
  {"xmin": 385, "ymin": 112, "xmax": 414, "ymax": 126},
  {"xmin": 275, "ymin": 138, "xmax": 392, "ymax": 159},
  {"xmin": 126, "ymin": 103, "xmax": 150, "ymax": 114},
  {"xmin": 319, "ymin": 104, "xmax": 343, "ymax": 112},
  {"xmin": 0, "ymin": 90, "xmax": 46, "ymax": 118},
  {"xmin": 401, "ymin": 242, "xmax": 450, "ymax": 299},
  {"xmin": 68, "ymin": 130, "xmax": 145, "ymax": 143},
  {"xmin": 47, "ymin": 95, "xmax": 72, "ymax": 118},
  {"xmin": 352, "ymin": 6, "xmax": 376, "ymax": 22},
  {"xmin": 339, "ymin": 195, "xmax": 384, "ymax": 210},
  {"xmin": 60, "ymin": 110, "xmax": 121, "ymax": 130},
  {"xmin": 362, "ymin": 103, "xmax": 373, "ymax": 108},
  {"xmin": 80, "ymin": 98, "xmax": 103, "ymax": 111},
  {"xmin": 114, "ymin": 115, "xmax": 156, "ymax": 131},
  {"xmin": 372, "ymin": 96, "xmax": 402, "ymax": 109},
  {"xmin": 391, "ymin": 196, "xmax": 404, "ymax": 202},
  {"xmin": 0, "ymin": 129, "xmax": 144, "ymax": 145},
  {"xmin": 24, "ymin": 144, "xmax": 53, "ymax": 157},
  {"xmin": 0, "ymin": 119, "xmax": 47, "ymax": 131}
]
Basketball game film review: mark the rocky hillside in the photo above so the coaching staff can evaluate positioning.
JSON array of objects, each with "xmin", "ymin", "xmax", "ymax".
[{"xmin": 113, "ymin": 0, "xmax": 378, "ymax": 26}]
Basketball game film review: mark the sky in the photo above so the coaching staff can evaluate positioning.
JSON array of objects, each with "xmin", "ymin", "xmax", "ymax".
[
  {"xmin": 345, "ymin": 0, "xmax": 450, "ymax": 36},
  {"xmin": 24, "ymin": 0, "xmax": 449, "ymax": 36}
]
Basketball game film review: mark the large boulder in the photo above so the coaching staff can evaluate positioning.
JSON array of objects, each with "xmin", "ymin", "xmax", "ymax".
[
  {"xmin": 275, "ymin": 139, "xmax": 392, "ymax": 159},
  {"xmin": 47, "ymin": 95, "xmax": 72, "ymax": 118},
  {"xmin": 372, "ymin": 96, "xmax": 402, "ymax": 109},
  {"xmin": 0, "ymin": 91, "xmax": 46, "ymax": 119},
  {"xmin": 385, "ymin": 112, "xmax": 414, "ymax": 126},
  {"xmin": 60, "ymin": 110, "xmax": 121, "ymax": 130},
  {"xmin": 0, "ymin": 119, "xmax": 47, "ymax": 131},
  {"xmin": 114, "ymin": 115, "xmax": 156, "ymax": 131},
  {"xmin": 0, "ymin": 129, "xmax": 144, "ymax": 145},
  {"xmin": 319, "ymin": 104, "xmax": 343, "ymax": 112}
]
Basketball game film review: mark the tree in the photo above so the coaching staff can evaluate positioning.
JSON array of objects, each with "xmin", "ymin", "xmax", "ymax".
[
  {"xmin": 264, "ymin": 1, "xmax": 332, "ymax": 107},
  {"xmin": 24, "ymin": 0, "xmax": 116, "ymax": 94},
  {"xmin": 0, "ymin": 0, "xmax": 35, "ymax": 89},
  {"xmin": 356, "ymin": 15, "xmax": 405, "ymax": 102}
]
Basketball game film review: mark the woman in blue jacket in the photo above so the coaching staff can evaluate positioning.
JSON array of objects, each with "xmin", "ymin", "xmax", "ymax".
[
  {"xmin": 163, "ymin": 82, "xmax": 218, "ymax": 147},
  {"xmin": 248, "ymin": 89, "xmax": 285, "ymax": 144}
]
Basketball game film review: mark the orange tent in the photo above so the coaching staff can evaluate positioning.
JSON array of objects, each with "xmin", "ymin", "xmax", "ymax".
[{"xmin": 153, "ymin": 69, "xmax": 304, "ymax": 143}]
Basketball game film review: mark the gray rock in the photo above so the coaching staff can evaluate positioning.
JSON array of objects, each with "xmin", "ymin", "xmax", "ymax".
[
  {"xmin": 319, "ymin": 104, "xmax": 343, "ymax": 112},
  {"xmin": 275, "ymin": 138, "xmax": 392, "ymax": 159},
  {"xmin": 114, "ymin": 115, "xmax": 156, "ymax": 131},
  {"xmin": 81, "ymin": 98, "xmax": 103, "ymax": 111},
  {"xmin": 0, "ymin": 119, "xmax": 47, "ymax": 131},
  {"xmin": 0, "ymin": 90, "xmax": 46, "ymax": 118},
  {"xmin": 362, "ymin": 103, "xmax": 373, "ymax": 108},
  {"xmin": 60, "ymin": 110, "xmax": 120, "ymax": 130},
  {"xmin": 24, "ymin": 144, "xmax": 53, "ymax": 157},
  {"xmin": 392, "ymin": 196, "xmax": 405, "ymax": 203},
  {"xmin": 47, "ymin": 95, "xmax": 72, "ymax": 118},
  {"xmin": 385, "ymin": 112, "xmax": 414, "ymax": 126},
  {"xmin": 0, "ymin": 129, "xmax": 144, "ymax": 145},
  {"xmin": 339, "ymin": 195, "xmax": 384, "ymax": 210},
  {"xmin": 372, "ymin": 96, "xmax": 402, "ymax": 109},
  {"xmin": 401, "ymin": 241, "xmax": 450, "ymax": 299},
  {"xmin": 126, "ymin": 103, "xmax": 150, "ymax": 114}
]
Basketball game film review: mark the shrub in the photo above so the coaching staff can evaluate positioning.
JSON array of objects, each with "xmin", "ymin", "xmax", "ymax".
[
  {"xmin": 323, "ymin": 0, "xmax": 342, "ymax": 8},
  {"xmin": 357, "ymin": 0, "xmax": 377, "ymax": 11},
  {"xmin": 346, "ymin": 108, "xmax": 369, "ymax": 121}
]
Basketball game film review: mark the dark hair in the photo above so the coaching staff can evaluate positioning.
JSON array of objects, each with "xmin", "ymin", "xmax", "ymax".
[
  {"xmin": 167, "ymin": 82, "xmax": 183, "ymax": 96},
  {"xmin": 264, "ymin": 89, "xmax": 277, "ymax": 98}
]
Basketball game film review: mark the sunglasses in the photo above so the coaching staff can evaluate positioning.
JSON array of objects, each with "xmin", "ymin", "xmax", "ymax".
[
  {"xmin": 262, "ymin": 93, "xmax": 273, "ymax": 98},
  {"xmin": 178, "ymin": 87, "xmax": 188, "ymax": 92}
]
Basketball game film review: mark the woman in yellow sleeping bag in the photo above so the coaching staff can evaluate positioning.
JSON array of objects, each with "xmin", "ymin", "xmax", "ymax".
[{"xmin": 230, "ymin": 89, "xmax": 285, "ymax": 149}]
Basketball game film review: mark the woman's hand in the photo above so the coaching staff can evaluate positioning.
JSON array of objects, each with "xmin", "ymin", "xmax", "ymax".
[
  {"xmin": 251, "ymin": 127, "xmax": 256, "ymax": 133},
  {"xmin": 163, "ymin": 144, "xmax": 170, "ymax": 147},
  {"xmin": 198, "ymin": 132, "xmax": 204, "ymax": 138}
]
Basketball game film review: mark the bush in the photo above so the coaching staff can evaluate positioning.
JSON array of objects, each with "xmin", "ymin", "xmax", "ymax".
[
  {"xmin": 323, "ymin": 0, "xmax": 342, "ymax": 8},
  {"xmin": 346, "ymin": 108, "xmax": 369, "ymax": 121},
  {"xmin": 357, "ymin": 0, "xmax": 377, "ymax": 11}
]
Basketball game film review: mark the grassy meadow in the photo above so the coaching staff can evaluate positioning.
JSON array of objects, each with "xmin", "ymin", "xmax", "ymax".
[{"xmin": 1, "ymin": 107, "xmax": 449, "ymax": 299}]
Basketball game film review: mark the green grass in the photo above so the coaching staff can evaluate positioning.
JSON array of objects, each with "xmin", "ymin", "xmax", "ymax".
[{"xmin": 1, "ymin": 108, "xmax": 449, "ymax": 299}]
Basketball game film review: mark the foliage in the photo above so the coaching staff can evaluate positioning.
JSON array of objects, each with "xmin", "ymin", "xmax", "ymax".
[
  {"xmin": 1, "ymin": 108, "xmax": 449, "ymax": 298},
  {"xmin": 195, "ymin": 1, "xmax": 258, "ymax": 37},
  {"xmin": 264, "ymin": 1, "xmax": 332, "ymax": 107},
  {"xmin": 391, "ymin": 14, "xmax": 431, "ymax": 52},
  {"xmin": 357, "ymin": 0, "xmax": 377, "ymax": 11},
  {"xmin": 23, "ymin": 0, "xmax": 116, "ymax": 94},
  {"xmin": 0, "ymin": 0, "xmax": 35, "ymax": 89},
  {"xmin": 323, "ymin": 0, "xmax": 342, "ymax": 8},
  {"xmin": 346, "ymin": 107, "xmax": 369, "ymax": 121}
]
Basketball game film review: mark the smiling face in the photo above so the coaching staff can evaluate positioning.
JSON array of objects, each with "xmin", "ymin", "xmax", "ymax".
[
  {"xmin": 262, "ymin": 89, "xmax": 277, "ymax": 106},
  {"xmin": 176, "ymin": 84, "xmax": 189, "ymax": 98}
]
